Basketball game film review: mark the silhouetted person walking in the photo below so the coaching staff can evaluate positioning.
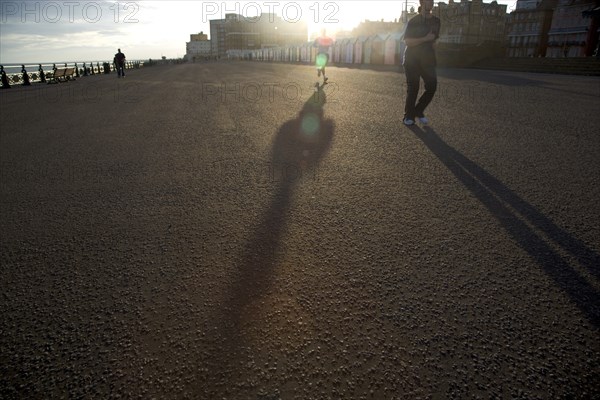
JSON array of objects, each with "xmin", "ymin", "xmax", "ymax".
[
  {"xmin": 115, "ymin": 48, "xmax": 126, "ymax": 78},
  {"xmin": 402, "ymin": 0, "xmax": 440, "ymax": 126}
]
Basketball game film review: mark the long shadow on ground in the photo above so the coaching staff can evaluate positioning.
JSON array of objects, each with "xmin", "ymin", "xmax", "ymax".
[
  {"xmin": 408, "ymin": 124, "xmax": 600, "ymax": 328},
  {"xmin": 202, "ymin": 84, "xmax": 335, "ymax": 394}
]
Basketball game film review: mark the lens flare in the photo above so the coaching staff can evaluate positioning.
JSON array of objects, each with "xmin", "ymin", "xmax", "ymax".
[
  {"xmin": 316, "ymin": 53, "xmax": 328, "ymax": 69},
  {"xmin": 301, "ymin": 113, "xmax": 320, "ymax": 136}
]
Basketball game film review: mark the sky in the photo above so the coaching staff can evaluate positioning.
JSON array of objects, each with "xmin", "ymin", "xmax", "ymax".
[{"xmin": 0, "ymin": 0, "xmax": 518, "ymax": 64}]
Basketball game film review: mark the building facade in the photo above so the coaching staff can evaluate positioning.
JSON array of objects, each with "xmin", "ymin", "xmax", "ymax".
[
  {"xmin": 506, "ymin": 0, "xmax": 558, "ymax": 57},
  {"xmin": 210, "ymin": 16, "xmax": 229, "ymax": 57},
  {"xmin": 186, "ymin": 31, "xmax": 212, "ymax": 61},
  {"xmin": 582, "ymin": 4, "xmax": 600, "ymax": 56},
  {"xmin": 434, "ymin": 0, "xmax": 508, "ymax": 44},
  {"xmin": 191, "ymin": 32, "xmax": 208, "ymax": 41},
  {"xmin": 547, "ymin": 0, "xmax": 598, "ymax": 57}
]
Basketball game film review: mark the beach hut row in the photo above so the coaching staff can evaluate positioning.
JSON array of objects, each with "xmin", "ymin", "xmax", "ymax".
[{"xmin": 240, "ymin": 32, "xmax": 406, "ymax": 66}]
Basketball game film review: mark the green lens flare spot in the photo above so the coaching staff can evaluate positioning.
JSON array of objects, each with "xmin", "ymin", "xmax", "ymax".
[
  {"xmin": 316, "ymin": 54, "xmax": 327, "ymax": 68},
  {"xmin": 301, "ymin": 113, "xmax": 320, "ymax": 136}
]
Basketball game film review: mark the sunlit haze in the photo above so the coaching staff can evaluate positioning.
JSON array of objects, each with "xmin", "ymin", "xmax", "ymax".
[{"xmin": 0, "ymin": 0, "xmax": 518, "ymax": 63}]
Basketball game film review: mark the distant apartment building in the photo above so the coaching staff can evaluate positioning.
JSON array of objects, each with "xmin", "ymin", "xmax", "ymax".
[
  {"xmin": 547, "ymin": 0, "xmax": 599, "ymax": 57},
  {"xmin": 186, "ymin": 31, "xmax": 212, "ymax": 60},
  {"xmin": 209, "ymin": 13, "xmax": 307, "ymax": 58},
  {"xmin": 506, "ymin": 0, "xmax": 558, "ymax": 57},
  {"xmin": 434, "ymin": 0, "xmax": 508, "ymax": 44},
  {"xmin": 210, "ymin": 16, "xmax": 228, "ymax": 57},
  {"xmin": 191, "ymin": 32, "xmax": 208, "ymax": 41}
]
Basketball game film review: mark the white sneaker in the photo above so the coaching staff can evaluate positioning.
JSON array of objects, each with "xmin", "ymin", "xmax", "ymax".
[
  {"xmin": 417, "ymin": 116, "xmax": 429, "ymax": 125},
  {"xmin": 403, "ymin": 118, "xmax": 415, "ymax": 126}
]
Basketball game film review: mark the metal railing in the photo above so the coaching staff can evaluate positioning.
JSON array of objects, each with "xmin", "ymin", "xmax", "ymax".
[{"xmin": 0, "ymin": 60, "xmax": 145, "ymax": 88}]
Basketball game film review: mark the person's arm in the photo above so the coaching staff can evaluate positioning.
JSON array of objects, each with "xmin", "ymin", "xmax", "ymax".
[{"xmin": 405, "ymin": 32, "xmax": 436, "ymax": 47}]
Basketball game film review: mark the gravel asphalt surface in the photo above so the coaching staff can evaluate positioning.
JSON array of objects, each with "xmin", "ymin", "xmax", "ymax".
[{"xmin": 1, "ymin": 62, "xmax": 599, "ymax": 399}]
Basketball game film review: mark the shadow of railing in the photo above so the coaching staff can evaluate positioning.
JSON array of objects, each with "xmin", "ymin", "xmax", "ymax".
[{"xmin": 408, "ymin": 124, "xmax": 599, "ymax": 328}]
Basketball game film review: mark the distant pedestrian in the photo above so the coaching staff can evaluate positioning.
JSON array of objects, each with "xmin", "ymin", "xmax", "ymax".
[
  {"xmin": 402, "ymin": 0, "xmax": 440, "ymax": 126},
  {"xmin": 115, "ymin": 48, "xmax": 126, "ymax": 77},
  {"xmin": 313, "ymin": 29, "xmax": 334, "ymax": 85}
]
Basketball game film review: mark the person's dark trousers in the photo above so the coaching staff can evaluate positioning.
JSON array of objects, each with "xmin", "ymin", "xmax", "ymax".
[{"xmin": 404, "ymin": 59, "xmax": 437, "ymax": 119}]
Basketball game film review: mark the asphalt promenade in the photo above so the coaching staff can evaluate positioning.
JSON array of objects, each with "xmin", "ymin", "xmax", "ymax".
[{"xmin": 1, "ymin": 61, "xmax": 599, "ymax": 398}]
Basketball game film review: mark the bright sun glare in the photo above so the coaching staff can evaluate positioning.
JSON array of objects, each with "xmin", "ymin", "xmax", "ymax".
[
  {"xmin": 307, "ymin": 1, "xmax": 402, "ymax": 38},
  {"xmin": 139, "ymin": 1, "xmax": 404, "ymax": 56}
]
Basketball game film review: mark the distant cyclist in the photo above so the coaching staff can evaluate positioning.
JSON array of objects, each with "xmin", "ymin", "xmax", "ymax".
[{"xmin": 313, "ymin": 29, "xmax": 334, "ymax": 84}]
